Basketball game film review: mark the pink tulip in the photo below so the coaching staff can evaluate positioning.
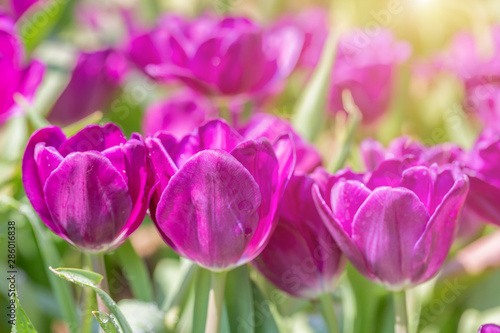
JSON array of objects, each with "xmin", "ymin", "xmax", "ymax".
[
  {"xmin": 127, "ymin": 14, "xmax": 303, "ymax": 96},
  {"xmin": 22, "ymin": 124, "xmax": 155, "ymax": 252},
  {"xmin": 146, "ymin": 119, "xmax": 295, "ymax": 270},
  {"xmin": 47, "ymin": 49, "xmax": 127, "ymax": 127},
  {"xmin": 0, "ymin": 12, "xmax": 45, "ymax": 125},
  {"xmin": 329, "ymin": 29, "xmax": 411, "ymax": 124},
  {"xmin": 253, "ymin": 169, "xmax": 344, "ymax": 298},
  {"xmin": 313, "ymin": 163, "xmax": 469, "ymax": 290}
]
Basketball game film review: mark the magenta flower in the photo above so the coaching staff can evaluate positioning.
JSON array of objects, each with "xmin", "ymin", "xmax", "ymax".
[
  {"xmin": 329, "ymin": 29, "xmax": 411, "ymax": 124},
  {"xmin": 22, "ymin": 124, "xmax": 154, "ymax": 252},
  {"xmin": 253, "ymin": 170, "xmax": 344, "ymax": 298},
  {"xmin": 479, "ymin": 324, "xmax": 500, "ymax": 333},
  {"xmin": 464, "ymin": 130, "xmax": 500, "ymax": 226},
  {"xmin": 240, "ymin": 113, "xmax": 321, "ymax": 173},
  {"xmin": 446, "ymin": 26, "xmax": 500, "ymax": 131},
  {"xmin": 272, "ymin": 8, "xmax": 328, "ymax": 68},
  {"xmin": 142, "ymin": 89, "xmax": 216, "ymax": 139},
  {"xmin": 313, "ymin": 163, "xmax": 469, "ymax": 290},
  {"xmin": 146, "ymin": 119, "xmax": 295, "ymax": 271},
  {"xmin": 127, "ymin": 14, "xmax": 303, "ymax": 96},
  {"xmin": 47, "ymin": 49, "xmax": 128, "ymax": 127},
  {"xmin": 0, "ymin": 13, "xmax": 45, "ymax": 125}
]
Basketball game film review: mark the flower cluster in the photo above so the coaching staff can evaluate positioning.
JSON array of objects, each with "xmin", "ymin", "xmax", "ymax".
[{"xmin": 2, "ymin": 3, "xmax": 498, "ymax": 332}]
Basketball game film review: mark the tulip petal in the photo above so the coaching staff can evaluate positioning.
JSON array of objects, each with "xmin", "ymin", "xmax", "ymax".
[
  {"xmin": 465, "ymin": 176, "xmax": 500, "ymax": 226},
  {"xmin": 399, "ymin": 166, "xmax": 434, "ymax": 208},
  {"xmin": 173, "ymin": 119, "xmax": 243, "ymax": 166},
  {"xmin": 313, "ymin": 184, "xmax": 374, "ymax": 278},
  {"xmin": 330, "ymin": 179, "xmax": 371, "ymax": 237},
  {"xmin": 43, "ymin": 152, "xmax": 133, "ymax": 251},
  {"xmin": 272, "ymin": 133, "xmax": 296, "ymax": 195},
  {"xmin": 35, "ymin": 144, "xmax": 64, "ymax": 186},
  {"xmin": 58, "ymin": 123, "xmax": 127, "ymax": 156},
  {"xmin": 412, "ymin": 174, "xmax": 469, "ymax": 283},
  {"xmin": 253, "ymin": 221, "xmax": 325, "ymax": 298},
  {"xmin": 22, "ymin": 126, "xmax": 66, "ymax": 236},
  {"xmin": 111, "ymin": 140, "xmax": 155, "ymax": 245},
  {"xmin": 155, "ymin": 150, "xmax": 262, "ymax": 270},
  {"xmin": 199, "ymin": 119, "xmax": 244, "ymax": 151},
  {"xmin": 366, "ymin": 160, "xmax": 405, "ymax": 190},
  {"xmin": 360, "ymin": 138, "xmax": 386, "ymax": 171},
  {"xmin": 231, "ymin": 138, "xmax": 280, "ymax": 262},
  {"xmin": 352, "ymin": 187, "xmax": 429, "ymax": 287}
]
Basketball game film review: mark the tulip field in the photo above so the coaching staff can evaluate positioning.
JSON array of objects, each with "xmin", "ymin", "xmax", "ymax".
[{"xmin": 1, "ymin": 0, "xmax": 500, "ymax": 332}]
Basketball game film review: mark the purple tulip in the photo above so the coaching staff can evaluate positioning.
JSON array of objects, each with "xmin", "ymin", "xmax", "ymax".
[
  {"xmin": 127, "ymin": 14, "xmax": 303, "ymax": 96},
  {"xmin": 272, "ymin": 8, "xmax": 328, "ymax": 69},
  {"xmin": 329, "ymin": 29, "xmax": 411, "ymax": 124},
  {"xmin": 313, "ymin": 163, "xmax": 469, "ymax": 290},
  {"xmin": 47, "ymin": 49, "xmax": 128, "ymax": 127},
  {"xmin": 0, "ymin": 13, "xmax": 45, "ymax": 125},
  {"xmin": 146, "ymin": 119, "xmax": 295, "ymax": 271},
  {"xmin": 22, "ymin": 124, "xmax": 154, "ymax": 252},
  {"xmin": 446, "ymin": 26, "xmax": 500, "ymax": 131},
  {"xmin": 253, "ymin": 169, "xmax": 344, "ymax": 298},
  {"xmin": 240, "ymin": 113, "xmax": 322, "ymax": 173},
  {"xmin": 464, "ymin": 130, "xmax": 500, "ymax": 226},
  {"xmin": 142, "ymin": 89, "xmax": 216, "ymax": 139},
  {"xmin": 479, "ymin": 324, "xmax": 500, "ymax": 333}
]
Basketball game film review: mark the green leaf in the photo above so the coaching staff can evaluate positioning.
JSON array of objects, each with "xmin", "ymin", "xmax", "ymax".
[
  {"xmin": 225, "ymin": 265, "xmax": 254, "ymax": 333},
  {"xmin": 92, "ymin": 311, "xmax": 121, "ymax": 333},
  {"xmin": 50, "ymin": 267, "xmax": 103, "ymax": 286},
  {"xmin": 292, "ymin": 24, "xmax": 344, "ymax": 142},
  {"xmin": 115, "ymin": 240, "xmax": 154, "ymax": 303},
  {"xmin": 118, "ymin": 300, "xmax": 166, "ymax": 333},
  {"xmin": 50, "ymin": 267, "xmax": 133, "ymax": 333},
  {"xmin": 0, "ymin": 198, "xmax": 79, "ymax": 333},
  {"xmin": 12, "ymin": 294, "xmax": 37, "ymax": 333},
  {"xmin": 251, "ymin": 281, "xmax": 280, "ymax": 333}
]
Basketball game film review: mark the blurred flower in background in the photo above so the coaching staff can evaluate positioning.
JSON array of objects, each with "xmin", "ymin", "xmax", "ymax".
[
  {"xmin": 329, "ymin": 29, "xmax": 411, "ymax": 124},
  {"xmin": 142, "ymin": 88, "xmax": 216, "ymax": 139},
  {"xmin": 0, "ymin": 12, "xmax": 44, "ymax": 125},
  {"xmin": 47, "ymin": 49, "xmax": 128, "ymax": 127},
  {"xmin": 445, "ymin": 25, "xmax": 500, "ymax": 131},
  {"xmin": 127, "ymin": 14, "xmax": 303, "ymax": 96}
]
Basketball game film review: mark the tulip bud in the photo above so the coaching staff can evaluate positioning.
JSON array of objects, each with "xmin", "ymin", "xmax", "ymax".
[{"xmin": 22, "ymin": 124, "xmax": 154, "ymax": 252}]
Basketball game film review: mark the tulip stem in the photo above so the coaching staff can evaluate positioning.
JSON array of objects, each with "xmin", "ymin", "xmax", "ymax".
[
  {"xmin": 90, "ymin": 253, "xmax": 109, "ymax": 312},
  {"xmin": 393, "ymin": 291, "xmax": 409, "ymax": 333},
  {"xmin": 205, "ymin": 271, "xmax": 227, "ymax": 333},
  {"xmin": 318, "ymin": 293, "xmax": 340, "ymax": 333}
]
